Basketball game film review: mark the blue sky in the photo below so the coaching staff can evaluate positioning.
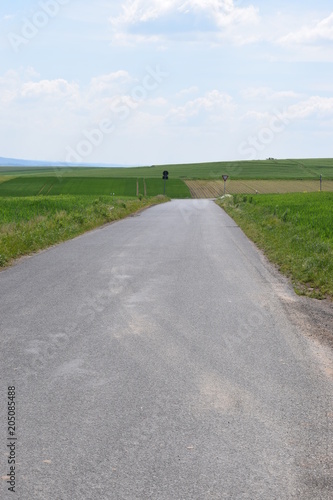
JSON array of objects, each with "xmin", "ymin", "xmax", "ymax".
[{"xmin": 0, "ymin": 0, "xmax": 333, "ymax": 165}]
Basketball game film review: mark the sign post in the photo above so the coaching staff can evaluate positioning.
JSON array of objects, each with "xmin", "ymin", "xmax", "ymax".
[
  {"xmin": 163, "ymin": 171, "xmax": 169, "ymax": 195},
  {"xmin": 222, "ymin": 175, "xmax": 229, "ymax": 196}
]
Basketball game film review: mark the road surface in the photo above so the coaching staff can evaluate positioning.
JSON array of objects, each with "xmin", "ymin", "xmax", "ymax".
[{"xmin": 1, "ymin": 199, "xmax": 332, "ymax": 499}]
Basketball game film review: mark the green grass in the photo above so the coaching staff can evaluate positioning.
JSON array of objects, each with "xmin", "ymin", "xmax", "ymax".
[
  {"xmin": 0, "ymin": 177, "xmax": 138, "ymax": 197},
  {"xmin": 0, "ymin": 194, "xmax": 168, "ymax": 268},
  {"xmin": 1, "ymin": 158, "xmax": 333, "ymax": 180},
  {"xmin": 217, "ymin": 192, "xmax": 333, "ymax": 299},
  {"xmin": 145, "ymin": 178, "xmax": 191, "ymax": 198},
  {"xmin": 0, "ymin": 176, "xmax": 191, "ymax": 198}
]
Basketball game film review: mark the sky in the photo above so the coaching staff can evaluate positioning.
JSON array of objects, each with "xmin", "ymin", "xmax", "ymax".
[{"xmin": 0, "ymin": 0, "xmax": 333, "ymax": 165}]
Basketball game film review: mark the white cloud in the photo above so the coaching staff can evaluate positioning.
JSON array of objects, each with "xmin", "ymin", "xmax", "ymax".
[
  {"xmin": 167, "ymin": 89, "xmax": 235, "ymax": 124},
  {"xmin": 0, "ymin": 66, "xmax": 171, "ymax": 161},
  {"xmin": 0, "ymin": 69, "xmax": 136, "ymax": 114},
  {"xmin": 24, "ymin": 67, "xmax": 40, "ymax": 80},
  {"xmin": 0, "ymin": 70, "xmax": 24, "ymax": 105},
  {"xmin": 287, "ymin": 96, "xmax": 333, "ymax": 120},
  {"xmin": 87, "ymin": 71, "xmax": 133, "ymax": 98},
  {"xmin": 90, "ymin": 71, "xmax": 132, "ymax": 87},
  {"xmin": 2, "ymin": 61, "xmax": 333, "ymax": 164},
  {"xmin": 239, "ymin": 95, "xmax": 333, "ymax": 130},
  {"xmin": 21, "ymin": 79, "xmax": 79, "ymax": 99},
  {"xmin": 279, "ymin": 12, "xmax": 333, "ymax": 45},
  {"xmin": 113, "ymin": 0, "xmax": 258, "ymax": 27},
  {"xmin": 240, "ymin": 110, "xmax": 270, "ymax": 122},
  {"xmin": 146, "ymin": 97, "xmax": 168, "ymax": 107},
  {"xmin": 241, "ymin": 87, "xmax": 303, "ymax": 101},
  {"xmin": 110, "ymin": 0, "xmax": 259, "ymax": 44},
  {"xmin": 0, "ymin": 70, "xmax": 82, "ymax": 107},
  {"xmin": 176, "ymin": 86, "xmax": 199, "ymax": 98}
]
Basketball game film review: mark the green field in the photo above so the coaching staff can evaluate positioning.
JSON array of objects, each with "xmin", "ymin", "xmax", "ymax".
[
  {"xmin": 0, "ymin": 158, "xmax": 333, "ymax": 180},
  {"xmin": 0, "ymin": 195, "xmax": 168, "ymax": 267},
  {"xmin": 0, "ymin": 159, "xmax": 332, "ymax": 200},
  {"xmin": 0, "ymin": 176, "xmax": 191, "ymax": 198},
  {"xmin": 145, "ymin": 178, "xmax": 191, "ymax": 197},
  {"xmin": 217, "ymin": 192, "xmax": 333, "ymax": 299},
  {"xmin": 1, "ymin": 158, "xmax": 332, "ymax": 285},
  {"xmin": 0, "ymin": 177, "xmax": 138, "ymax": 197}
]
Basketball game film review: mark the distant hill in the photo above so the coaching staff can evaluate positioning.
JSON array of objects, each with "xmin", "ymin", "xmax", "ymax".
[{"xmin": 0, "ymin": 157, "xmax": 133, "ymax": 168}]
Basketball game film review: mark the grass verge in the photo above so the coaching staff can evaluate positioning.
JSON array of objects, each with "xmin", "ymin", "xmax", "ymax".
[
  {"xmin": 216, "ymin": 192, "xmax": 333, "ymax": 299},
  {"xmin": 0, "ymin": 194, "xmax": 168, "ymax": 268}
]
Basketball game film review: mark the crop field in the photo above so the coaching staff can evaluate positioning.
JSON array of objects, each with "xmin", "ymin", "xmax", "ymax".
[
  {"xmin": 217, "ymin": 192, "xmax": 333, "ymax": 299},
  {"xmin": 1, "ymin": 176, "xmax": 331, "ymax": 200},
  {"xmin": 0, "ymin": 175, "xmax": 15, "ymax": 184},
  {"xmin": 145, "ymin": 178, "xmax": 191, "ymax": 198},
  {"xmin": 185, "ymin": 180, "xmax": 225, "ymax": 198},
  {"xmin": 1, "ymin": 158, "xmax": 333, "ymax": 180},
  {"xmin": 0, "ymin": 177, "xmax": 138, "ymax": 197},
  {"xmin": 186, "ymin": 179, "xmax": 333, "ymax": 198},
  {"xmin": 0, "ymin": 176, "xmax": 190, "ymax": 198},
  {"xmin": 0, "ymin": 195, "xmax": 167, "ymax": 267}
]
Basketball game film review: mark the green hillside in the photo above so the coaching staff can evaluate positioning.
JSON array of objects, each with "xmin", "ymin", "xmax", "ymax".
[{"xmin": 1, "ymin": 158, "xmax": 333, "ymax": 180}]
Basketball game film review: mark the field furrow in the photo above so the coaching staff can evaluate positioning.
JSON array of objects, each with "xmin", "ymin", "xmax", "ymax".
[{"xmin": 185, "ymin": 180, "xmax": 333, "ymax": 198}]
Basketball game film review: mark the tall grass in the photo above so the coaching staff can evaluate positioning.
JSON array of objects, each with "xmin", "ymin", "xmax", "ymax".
[
  {"xmin": 217, "ymin": 192, "xmax": 333, "ymax": 299},
  {"xmin": 0, "ymin": 195, "xmax": 167, "ymax": 268}
]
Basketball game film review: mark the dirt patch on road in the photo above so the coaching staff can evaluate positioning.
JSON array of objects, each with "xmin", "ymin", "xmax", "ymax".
[
  {"xmin": 254, "ymin": 242, "xmax": 333, "ymax": 367},
  {"xmin": 280, "ymin": 294, "xmax": 333, "ymax": 381},
  {"xmin": 285, "ymin": 296, "xmax": 333, "ymax": 351}
]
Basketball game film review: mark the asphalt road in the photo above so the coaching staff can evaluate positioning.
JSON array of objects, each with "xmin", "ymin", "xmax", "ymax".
[{"xmin": 1, "ymin": 199, "xmax": 332, "ymax": 499}]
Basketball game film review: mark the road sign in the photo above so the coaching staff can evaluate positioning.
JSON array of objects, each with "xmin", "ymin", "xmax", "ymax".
[
  {"xmin": 222, "ymin": 175, "xmax": 229, "ymax": 196},
  {"xmin": 162, "ymin": 171, "xmax": 169, "ymax": 195}
]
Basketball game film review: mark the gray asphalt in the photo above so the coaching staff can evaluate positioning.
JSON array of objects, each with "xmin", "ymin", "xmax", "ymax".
[{"xmin": 1, "ymin": 199, "xmax": 333, "ymax": 499}]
